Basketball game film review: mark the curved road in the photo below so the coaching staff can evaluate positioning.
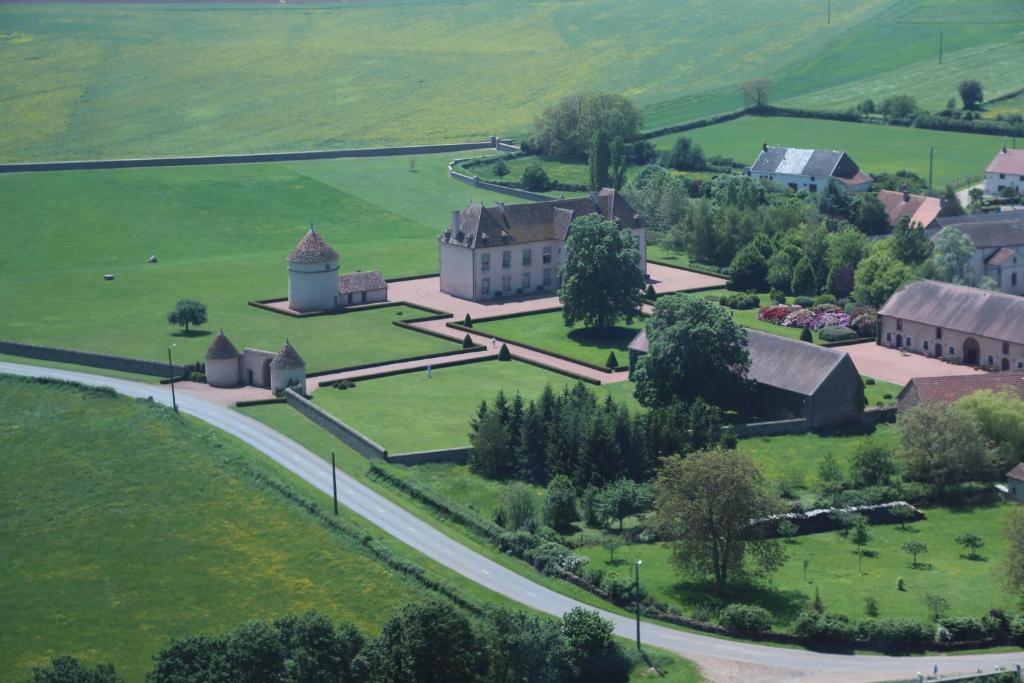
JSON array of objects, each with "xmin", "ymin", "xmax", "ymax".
[{"xmin": 4, "ymin": 361, "xmax": 1019, "ymax": 683}]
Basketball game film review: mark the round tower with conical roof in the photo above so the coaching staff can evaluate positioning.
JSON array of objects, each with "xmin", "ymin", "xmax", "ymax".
[
  {"xmin": 288, "ymin": 226, "xmax": 339, "ymax": 312},
  {"xmin": 269, "ymin": 339, "xmax": 306, "ymax": 393},
  {"xmin": 204, "ymin": 330, "xmax": 242, "ymax": 388}
]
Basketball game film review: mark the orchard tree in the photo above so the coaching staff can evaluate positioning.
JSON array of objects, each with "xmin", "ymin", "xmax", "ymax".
[
  {"xmin": 738, "ymin": 79, "xmax": 772, "ymax": 108},
  {"xmin": 957, "ymin": 79, "xmax": 984, "ymax": 110},
  {"xmin": 167, "ymin": 299, "xmax": 208, "ymax": 333},
  {"xmin": 632, "ymin": 294, "xmax": 750, "ymax": 408},
  {"xmin": 653, "ymin": 448, "xmax": 785, "ymax": 594},
  {"xmin": 898, "ymin": 403, "xmax": 990, "ymax": 488},
  {"xmin": 594, "ymin": 478, "xmax": 653, "ymax": 532},
  {"xmin": 903, "ymin": 541, "xmax": 928, "ymax": 568},
  {"xmin": 850, "ymin": 443, "xmax": 897, "ymax": 487},
  {"xmin": 955, "ymin": 533, "xmax": 984, "ymax": 560},
  {"xmin": 559, "ymin": 214, "xmax": 645, "ymax": 329},
  {"xmin": 851, "ymin": 515, "xmax": 870, "ymax": 574},
  {"xmin": 543, "ymin": 475, "xmax": 579, "ymax": 532}
]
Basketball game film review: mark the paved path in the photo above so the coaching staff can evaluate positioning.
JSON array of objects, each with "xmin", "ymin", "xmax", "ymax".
[
  {"xmin": 3, "ymin": 361, "xmax": 1020, "ymax": 683},
  {"xmin": 846, "ymin": 343, "xmax": 984, "ymax": 386}
]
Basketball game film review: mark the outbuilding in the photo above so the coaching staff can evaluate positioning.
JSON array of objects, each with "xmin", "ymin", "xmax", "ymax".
[
  {"xmin": 269, "ymin": 340, "xmax": 306, "ymax": 394},
  {"xmin": 204, "ymin": 330, "xmax": 242, "ymax": 388}
]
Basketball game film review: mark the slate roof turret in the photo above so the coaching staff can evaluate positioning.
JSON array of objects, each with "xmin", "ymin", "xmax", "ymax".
[
  {"xmin": 288, "ymin": 227, "xmax": 339, "ymax": 263},
  {"xmin": 205, "ymin": 330, "xmax": 240, "ymax": 359},
  {"xmin": 270, "ymin": 340, "xmax": 306, "ymax": 369}
]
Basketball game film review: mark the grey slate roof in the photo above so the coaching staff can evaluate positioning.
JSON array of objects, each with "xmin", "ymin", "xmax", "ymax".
[
  {"xmin": 440, "ymin": 188, "xmax": 641, "ymax": 249},
  {"xmin": 932, "ymin": 211, "xmax": 1024, "ymax": 249},
  {"xmin": 205, "ymin": 330, "xmax": 240, "ymax": 359},
  {"xmin": 270, "ymin": 340, "xmax": 305, "ymax": 369},
  {"xmin": 879, "ymin": 279, "xmax": 1024, "ymax": 345},
  {"xmin": 750, "ymin": 146, "xmax": 868, "ymax": 182},
  {"xmin": 288, "ymin": 228, "xmax": 339, "ymax": 263},
  {"xmin": 339, "ymin": 270, "xmax": 386, "ymax": 294},
  {"xmin": 746, "ymin": 329, "xmax": 849, "ymax": 397}
]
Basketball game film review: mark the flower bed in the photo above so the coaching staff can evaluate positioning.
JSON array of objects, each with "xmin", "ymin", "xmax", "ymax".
[{"xmin": 757, "ymin": 304, "xmax": 850, "ymax": 330}]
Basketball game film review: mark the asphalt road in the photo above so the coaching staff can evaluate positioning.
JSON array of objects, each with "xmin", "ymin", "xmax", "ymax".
[{"xmin": 3, "ymin": 361, "xmax": 1020, "ymax": 682}]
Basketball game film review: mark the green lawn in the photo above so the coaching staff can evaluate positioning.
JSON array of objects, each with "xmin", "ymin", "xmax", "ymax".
[
  {"xmin": 0, "ymin": 152, "xmax": 517, "ymax": 369},
  {"xmin": 310, "ymin": 359, "xmax": 640, "ymax": 453},
  {"xmin": 475, "ymin": 311, "xmax": 644, "ymax": 368},
  {"xmin": 0, "ymin": 375, "xmax": 433, "ymax": 681},
  {"xmin": 579, "ymin": 502, "xmax": 1013, "ymax": 627},
  {"xmin": 864, "ymin": 377, "xmax": 904, "ymax": 407},
  {"xmin": 652, "ymin": 116, "xmax": 1003, "ymax": 188}
]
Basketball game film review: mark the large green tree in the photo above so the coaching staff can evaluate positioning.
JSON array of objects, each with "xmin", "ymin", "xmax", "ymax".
[
  {"xmin": 559, "ymin": 214, "xmax": 645, "ymax": 328},
  {"xmin": 851, "ymin": 245, "xmax": 913, "ymax": 307},
  {"xmin": 653, "ymin": 449, "xmax": 785, "ymax": 594},
  {"xmin": 633, "ymin": 294, "xmax": 750, "ymax": 408},
  {"xmin": 891, "ymin": 217, "xmax": 933, "ymax": 265},
  {"xmin": 588, "ymin": 129, "xmax": 611, "ymax": 190},
  {"xmin": 897, "ymin": 403, "xmax": 991, "ymax": 488},
  {"xmin": 531, "ymin": 92, "xmax": 641, "ymax": 160},
  {"xmin": 167, "ymin": 299, "xmax": 208, "ymax": 333},
  {"xmin": 953, "ymin": 389, "xmax": 1024, "ymax": 475},
  {"xmin": 927, "ymin": 226, "xmax": 976, "ymax": 285}
]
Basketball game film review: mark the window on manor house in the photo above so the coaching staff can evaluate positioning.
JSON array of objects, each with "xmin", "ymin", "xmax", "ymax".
[
  {"xmin": 936, "ymin": 327, "xmax": 942, "ymax": 338},
  {"xmin": 481, "ymin": 253, "xmax": 490, "ymax": 271},
  {"xmin": 542, "ymin": 246, "xmax": 552, "ymax": 264},
  {"xmin": 502, "ymin": 251, "xmax": 511, "ymax": 269},
  {"xmin": 1004, "ymin": 341, "xmax": 1010, "ymax": 354},
  {"xmin": 522, "ymin": 249, "xmax": 532, "ymax": 266},
  {"xmin": 481, "ymin": 277, "xmax": 490, "ymax": 294},
  {"xmin": 502, "ymin": 275, "xmax": 511, "ymax": 292},
  {"xmin": 543, "ymin": 269, "xmax": 552, "ymax": 287},
  {"xmin": 522, "ymin": 272, "xmax": 531, "ymax": 289}
]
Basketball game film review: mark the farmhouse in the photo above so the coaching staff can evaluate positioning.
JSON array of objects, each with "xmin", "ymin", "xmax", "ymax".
[
  {"xmin": 748, "ymin": 145, "xmax": 872, "ymax": 194},
  {"xmin": 628, "ymin": 328, "xmax": 864, "ymax": 428},
  {"xmin": 929, "ymin": 211, "xmax": 1024, "ymax": 295},
  {"xmin": 878, "ymin": 279, "xmax": 1024, "ymax": 369},
  {"xmin": 438, "ymin": 188, "xmax": 645, "ymax": 301},
  {"xmin": 288, "ymin": 227, "xmax": 387, "ymax": 313},
  {"xmin": 985, "ymin": 147, "xmax": 1024, "ymax": 196},
  {"xmin": 897, "ymin": 371, "xmax": 1024, "ymax": 410},
  {"xmin": 878, "ymin": 189, "xmax": 954, "ymax": 230},
  {"xmin": 205, "ymin": 332, "xmax": 306, "ymax": 393}
]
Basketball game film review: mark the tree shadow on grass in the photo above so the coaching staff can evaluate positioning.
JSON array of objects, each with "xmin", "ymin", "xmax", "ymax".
[
  {"xmin": 666, "ymin": 577, "xmax": 808, "ymax": 625},
  {"xmin": 959, "ymin": 553, "xmax": 987, "ymax": 562},
  {"xmin": 567, "ymin": 326, "xmax": 640, "ymax": 351},
  {"xmin": 171, "ymin": 329, "xmax": 212, "ymax": 338}
]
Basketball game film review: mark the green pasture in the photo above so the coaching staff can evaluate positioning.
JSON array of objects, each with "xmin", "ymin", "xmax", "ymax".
[
  {"xmin": 578, "ymin": 503, "xmax": 1013, "ymax": 626},
  {"xmin": 653, "ymin": 117, "xmax": 1004, "ymax": 188},
  {"xmin": 474, "ymin": 311, "xmax": 644, "ymax": 368},
  {"xmin": 0, "ymin": 0, "xmax": 899, "ymax": 162},
  {"xmin": 309, "ymin": 359, "xmax": 640, "ymax": 453},
  {"xmin": 0, "ymin": 152, "xmax": 517, "ymax": 368},
  {"xmin": 0, "ymin": 375, "xmax": 432, "ymax": 681}
]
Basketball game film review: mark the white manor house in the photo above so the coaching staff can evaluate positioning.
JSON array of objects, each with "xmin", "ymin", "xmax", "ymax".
[{"xmin": 438, "ymin": 188, "xmax": 646, "ymax": 301}]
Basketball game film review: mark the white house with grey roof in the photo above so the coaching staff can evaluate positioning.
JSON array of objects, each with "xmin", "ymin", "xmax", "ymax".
[
  {"xmin": 438, "ymin": 188, "xmax": 645, "ymax": 301},
  {"xmin": 749, "ymin": 145, "xmax": 872, "ymax": 194},
  {"xmin": 287, "ymin": 227, "xmax": 387, "ymax": 312},
  {"xmin": 928, "ymin": 211, "xmax": 1024, "ymax": 295}
]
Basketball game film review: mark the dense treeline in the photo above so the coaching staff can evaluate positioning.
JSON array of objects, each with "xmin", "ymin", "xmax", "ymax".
[
  {"xmin": 468, "ymin": 382, "xmax": 733, "ymax": 487},
  {"xmin": 30, "ymin": 604, "xmax": 635, "ymax": 683}
]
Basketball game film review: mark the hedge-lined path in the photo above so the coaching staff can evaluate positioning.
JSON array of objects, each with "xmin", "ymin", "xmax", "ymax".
[{"xmin": 2, "ymin": 361, "xmax": 1021, "ymax": 683}]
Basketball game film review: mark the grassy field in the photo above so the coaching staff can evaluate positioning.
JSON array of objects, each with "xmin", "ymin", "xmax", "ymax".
[
  {"xmin": 0, "ymin": 152, "xmax": 518, "ymax": 368},
  {"xmin": 652, "ymin": 117, "xmax": 1004, "ymax": 188},
  {"xmin": 475, "ymin": 311, "xmax": 644, "ymax": 368},
  {"xmin": 310, "ymin": 359, "xmax": 640, "ymax": 453},
  {"xmin": 0, "ymin": 0, "xmax": 905, "ymax": 162},
  {"xmin": 864, "ymin": 377, "xmax": 904, "ymax": 407},
  {"xmin": 0, "ymin": 375, "xmax": 436, "ymax": 680},
  {"xmin": 578, "ymin": 503, "xmax": 1013, "ymax": 626}
]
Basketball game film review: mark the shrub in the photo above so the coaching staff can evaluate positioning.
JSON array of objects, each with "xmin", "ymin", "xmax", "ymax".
[
  {"xmin": 937, "ymin": 616, "xmax": 998, "ymax": 643},
  {"xmin": 462, "ymin": 334, "xmax": 474, "ymax": 348},
  {"xmin": 492, "ymin": 159, "xmax": 510, "ymax": 177},
  {"xmin": 334, "ymin": 379, "xmax": 355, "ymax": 390},
  {"xmin": 719, "ymin": 604, "xmax": 773, "ymax": 634},
  {"xmin": 792, "ymin": 611, "xmax": 854, "ymax": 642},
  {"xmin": 864, "ymin": 377, "xmax": 875, "ymax": 385},
  {"xmin": 800, "ymin": 326, "xmax": 813, "ymax": 343},
  {"xmin": 645, "ymin": 284, "xmax": 656, "ymax": 300},
  {"xmin": 769, "ymin": 288, "xmax": 786, "ymax": 304},
  {"xmin": 606, "ymin": 351, "xmax": 619, "ymax": 369},
  {"xmin": 814, "ymin": 293, "xmax": 837, "ymax": 305},
  {"xmin": 498, "ymin": 343, "xmax": 511, "ymax": 361},
  {"xmin": 521, "ymin": 163, "xmax": 552, "ymax": 192},
  {"xmin": 1009, "ymin": 615, "xmax": 1024, "ymax": 644},
  {"xmin": 720, "ymin": 293, "xmax": 760, "ymax": 309},
  {"xmin": 850, "ymin": 312, "xmax": 878, "ymax": 337},
  {"xmin": 463, "ymin": 313, "xmax": 473, "ymax": 327},
  {"xmin": 819, "ymin": 325, "xmax": 858, "ymax": 342},
  {"xmin": 757, "ymin": 304, "xmax": 792, "ymax": 323},
  {"xmin": 528, "ymin": 541, "xmax": 589, "ymax": 577},
  {"xmin": 859, "ymin": 618, "xmax": 933, "ymax": 650},
  {"xmin": 793, "ymin": 295, "xmax": 815, "ymax": 308}
]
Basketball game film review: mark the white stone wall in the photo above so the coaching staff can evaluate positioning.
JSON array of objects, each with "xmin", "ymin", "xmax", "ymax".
[
  {"xmin": 439, "ymin": 242, "xmax": 475, "ymax": 299},
  {"xmin": 240, "ymin": 350, "xmax": 273, "ymax": 388},
  {"xmin": 271, "ymin": 365, "xmax": 306, "ymax": 393},
  {"xmin": 986, "ymin": 171, "xmax": 1024, "ymax": 196},
  {"xmin": 206, "ymin": 356, "xmax": 241, "ymax": 388},
  {"xmin": 879, "ymin": 316, "xmax": 1024, "ymax": 371},
  {"xmin": 288, "ymin": 259, "xmax": 339, "ymax": 312}
]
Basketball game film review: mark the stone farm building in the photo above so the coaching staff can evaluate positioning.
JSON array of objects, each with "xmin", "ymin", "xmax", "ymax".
[
  {"xmin": 985, "ymin": 147, "xmax": 1024, "ymax": 196},
  {"xmin": 205, "ymin": 332, "xmax": 306, "ymax": 393},
  {"xmin": 628, "ymin": 328, "xmax": 864, "ymax": 428},
  {"xmin": 438, "ymin": 188, "xmax": 645, "ymax": 301},
  {"xmin": 878, "ymin": 279, "xmax": 1024, "ymax": 370},
  {"xmin": 748, "ymin": 145, "xmax": 872, "ymax": 194},
  {"xmin": 288, "ymin": 227, "xmax": 387, "ymax": 313},
  {"xmin": 878, "ymin": 189, "xmax": 955, "ymax": 231},
  {"xmin": 927, "ymin": 211, "xmax": 1024, "ymax": 295},
  {"xmin": 897, "ymin": 370, "xmax": 1024, "ymax": 410}
]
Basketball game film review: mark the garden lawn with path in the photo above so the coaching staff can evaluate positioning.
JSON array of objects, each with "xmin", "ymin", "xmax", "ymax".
[
  {"xmin": 309, "ymin": 359, "xmax": 641, "ymax": 454},
  {"xmin": 473, "ymin": 311, "xmax": 644, "ymax": 369},
  {"xmin": 651, "ymin": 117, "xmax": 1005, "ymax": 189},
  {"xmin": 578, "ymin": 502, "xmax": 1013, "ymax": 628},
  {"xmin": 864, "ymin": 377, "xmax": 904, "ymax": 408},
  {"xmin": 0, "ymin": 153, "xmax": 511, "ymax": 369}
]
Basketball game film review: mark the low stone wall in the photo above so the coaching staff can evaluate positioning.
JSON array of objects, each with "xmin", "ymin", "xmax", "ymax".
[
  {"xmin": 284, "ymin": 388, "xmax": 387, "ymax": 460},
  {"xmin": 732, "ymin": 418, "xmax": 810, "ymax": 438},
  {"xmin": 448, "ymin": 169, "xmax": 553, "ymax": 202},
  {"xmin": 387, "ymin": 447, "xmax": 471, "ymax": 466},
  {"xmin": 0, "ymin": 339, "xmax": 189, "ymax": 377},
  {"xmin": 758, "ymin": 501, "xmax": 925, "ymax": 537}
]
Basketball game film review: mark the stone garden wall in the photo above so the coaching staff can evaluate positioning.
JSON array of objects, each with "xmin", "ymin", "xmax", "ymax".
[
  {"xmin": 284, "ymin": 388, "xmax": 387, "ymax": 460},
  {"xmin": 0, "ymin": 339, "xmax": 189, "ymax": 377}
]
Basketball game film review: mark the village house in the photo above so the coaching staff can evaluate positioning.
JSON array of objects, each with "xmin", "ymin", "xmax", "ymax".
[
  {"xmin": 878, "ymin": 279, "xmax": 1024, "ymax": 370},
  {"xmin": 628, "ymin": 328, "xmax": 864, "ymax": 428},
  {"xmin": 438, "ymin": 188, "xmax": 645, "ymax": 301},
  {"xmin": 205, "ymin": 332, "xmax": 306, "ymax": 393},
  {"xmin": 985, "ymin": 147, "xmax": 1024, "ymax": 196},
  {"xmin": 927, "ymin": 211, "xmax": 1024, "ymax": 295},
  {"xmin": 288, "ymin": 227, "xmax": 387, "ymax": 313},
  {"xmin": 878, "ymin": 188, "xmax": 955, "ymax": 231},
  {"xmin": 748, "ymin": 145, "xmax": 872, "ymax": 194},
  {"xmin": 897, "ymin": 370, "xmax": 1024, "ymax": 410}
]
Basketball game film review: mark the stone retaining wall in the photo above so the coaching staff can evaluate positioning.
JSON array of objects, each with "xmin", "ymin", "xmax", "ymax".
[
  {"xmin": 284, "ymin": 388, "xmax": 387, "ymax": 460},
  {"xmin": 0, "ymin": 339, "xmax": 189, "ymax": 377},
  {"xmin": 387, "ymin": 447, "xmax": 471, "ymax": 466},
  {"xmin": 448, "ymin": 168, "xmax": 553, "ymax": 202}
]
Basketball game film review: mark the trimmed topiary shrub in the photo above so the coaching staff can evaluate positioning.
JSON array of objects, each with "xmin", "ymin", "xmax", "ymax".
[
  {"xmin": 463, "ymin": 313, "xmax": 473, "ymax": 327},
  {"xmin": 814, "ymin": 293, "xmax": 838, "ymax": 305},
  {"xmin": 498, "ymin": 343, "xmax": 511, "ymax": 361},
  {"xmin": 719, "ymin": 293, "xmax": 760, "ymax": 309},
  {"xmin": 769, "ymin": 288, "xmax": 786, "ymax": 304},
  {"xmin": 606, "ymin": 351, "xmax": 619, "ymax": 369},
  {"xmin": 719, "ymin": 603, "xmax": 773, "ymax": 634},
  {"xmin": 864, "ymin": 377, "xmax": 876, "ymax": 385},
  {"xmin": 645, "ymin": 284, "xmax": 657, "ymax": 300},
  {"xmin": 818, "ymin": 325, "xmax": 858, "ymax": 342},
  {"xmin": 793, "ymin": 295, "xmax": 815, "ymax": 308},
  {"xmin": 800, "ymin": 326, "xmax": 813, "ymax": 343},
  {"xmin": 462, "ymin": 334, "xmax": 474, "ymax": 348}
]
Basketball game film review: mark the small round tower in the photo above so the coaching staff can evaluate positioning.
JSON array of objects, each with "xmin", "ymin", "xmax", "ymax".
[
  {"xmin": 204, "ymin": 330, "xmax": 241, "ymax": 388},
  {"xmin": 287, "ymin": 226, "xmax": 339, "ymax": 312},
  {"xmin": 269, "ymin": 339, "xmax": 306, "ymax": 394}
]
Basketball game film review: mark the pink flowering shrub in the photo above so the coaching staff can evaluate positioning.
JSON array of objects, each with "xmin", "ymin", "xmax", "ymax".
[
  {"xmin": 757, "ymin": 305, "xmax": 792, "ymax": 323},
  {"xmin": 782, "ymin": 308, "xmax": 816, "ymax": 328},
  {"xmin": 810, "ymin": 311, "xmax": 850, "ymax": 330}
]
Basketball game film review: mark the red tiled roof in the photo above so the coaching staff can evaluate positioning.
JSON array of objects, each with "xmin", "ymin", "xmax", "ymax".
[
  {"xmin": 903, "ymin": 371, "xmax": 1024, "ymax": 405},
  {"xmin": 987, "ymin": 148, "xmax": 1024, "ymax": 175},
  {"xmin": 288, "ymin": 228, "xmax": 338, "ymax": 263},
  {"xmin": 878, "ymin": 190, "xmax": 943, "ymax": 228},
  {"xmin": 1008, "ymin": 462, "xmax": 1024, "ymax": 481}
]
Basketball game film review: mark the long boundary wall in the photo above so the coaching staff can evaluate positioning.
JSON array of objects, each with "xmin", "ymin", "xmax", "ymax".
[
  {"xmin": 0, "ymin": 339, "xmax": 189, "ymax": 377},
  {"xmin": 284, "ymin": 388, "xmax": 387, "ymax": 460}
]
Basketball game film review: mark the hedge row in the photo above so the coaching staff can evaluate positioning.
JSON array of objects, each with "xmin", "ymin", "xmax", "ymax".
[{"xmin": 755, "ymin": 105, "xmax": 1024, "ymax": 138}]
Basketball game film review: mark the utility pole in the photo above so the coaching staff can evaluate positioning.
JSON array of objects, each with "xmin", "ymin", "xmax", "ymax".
[
  {"xmin": 826, "ymin": 0, "xmax": 830, "ymax": 24},
  {"xmin": 634, "ymin": 560, "xmax": 643, "ymax": 650},
  {"xmin": 928, "ymin": 146, "xmax": 935, "ymax": 189},
  {"xmin": 939, "ymin": 31, "xmax": 943, "ymax": 65},
  {"xmin": 331, "ymin": 452, "xmax": 339, "ymax": 516},
  {"xmin": 167, "ymin": 344, "xmax": 178, "ymax": 414}
]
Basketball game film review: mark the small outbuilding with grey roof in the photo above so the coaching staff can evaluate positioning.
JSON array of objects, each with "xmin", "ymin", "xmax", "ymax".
[{"xmin": 749, "ymin": 145, "xmax": 872, "ymax": 194}]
